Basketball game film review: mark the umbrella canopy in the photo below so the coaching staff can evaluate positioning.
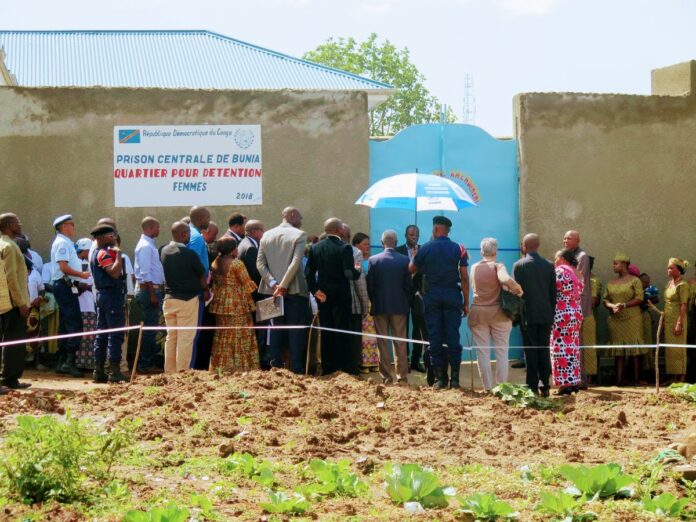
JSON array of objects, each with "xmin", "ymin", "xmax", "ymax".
[{"xmin": 355, "ymin": 173, "xmax": 477, "ymax": 212}]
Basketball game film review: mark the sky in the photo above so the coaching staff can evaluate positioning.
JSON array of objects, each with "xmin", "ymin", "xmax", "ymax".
[{"xmin": 2, "ymin": 0, "xmax": 695, "ymax": 136}]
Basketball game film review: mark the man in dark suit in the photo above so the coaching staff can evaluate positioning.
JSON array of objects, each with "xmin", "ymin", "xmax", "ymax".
[
  {"xmin": 396, "ymin": 224, "xmax": 427, "ymax": 373},
  {"xmin": 512, "ymin": 233, "xmax": 557, "ymax": 396},
  {"xmin": 305, "ymin": 218, "xmax": 360, "ymax": 375},
  {"xmin": 237, "ymin": 219, "xmax": 268, "ymax": 368},
  {"xmin": 367, "ymin": 229, "xmax": 411, "ymax": 383}
]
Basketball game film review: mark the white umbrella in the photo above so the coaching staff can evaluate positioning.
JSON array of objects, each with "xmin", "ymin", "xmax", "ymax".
[{"xmin": 355, "ymin": 173, "xmax": 477, "ymax": 211}]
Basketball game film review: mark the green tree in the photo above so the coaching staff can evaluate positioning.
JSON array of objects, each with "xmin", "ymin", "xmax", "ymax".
[{"xmin": 303, "ymin": 33, "xmax": 455, "ymax": 136}]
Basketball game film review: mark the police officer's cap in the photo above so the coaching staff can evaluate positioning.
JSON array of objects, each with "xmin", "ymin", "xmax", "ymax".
[
  {"xmin": 52, "ymin": 214, "xmax": 73, "ymax": 229},
  {"xmin": 75, "ymin": 238, "xmax": 92, "ymax": 252},
  {"xmin": 432, "ymin": 215, "xmax": 452, "ymax": 228},
  {"xmin": 90, "ymin": 224, "xmax": 116, "ymax": 237}
]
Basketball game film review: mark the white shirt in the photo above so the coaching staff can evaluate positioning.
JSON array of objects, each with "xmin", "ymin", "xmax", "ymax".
[
  {"xmin": 27, "ymin": 268, "xmax": 44, "ymax": 302},
  {"xmin": 134, "ymin": 234, "xmax": 165, "ymax": 285},
  {"xmin": 29, "ymin": 249, "xmax": 43, "ymax": 272},
  {"xmin": 50, "ymin": 233, "xmax": 81, "ymax": 281},
  {"xmin": 78, "ymin": 258, "xmax": 96, "ymax": 313},
  {"xmin": 123, "ymin": 253, "xmax": 135, "ymax": 296},
  {"xmin": 41, "ymin": 262, "xmax": 55, "ymax": 285}
]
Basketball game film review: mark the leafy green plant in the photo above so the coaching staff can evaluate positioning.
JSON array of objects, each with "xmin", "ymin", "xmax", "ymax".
[
  {"xmin": 122, "ymin": 503, "xmax": 190, "ymax": 522},
  {"xmin": 492, "ymin": 382, "xmax": 556, "ymax": 410},
  {"xmin": 640, "ymin": 493, "xmax": 690, "ymax": 518},
  {"xmin": 535, "ymin": 490, "xmax": 596, "ymax": 521},
  {"xmin": 301, "ymin": 459, "xmax": 368, "ymax": 498},
  {"xmin": 219, "ymin": 452, "xmax": 275, "ymax": 486},
  {"xmin": 0, "ymin": 414, "xmax": 139, "ymax": 504},
  {"xmin": 559, "ymin": 464, "xmax": 635, "ymax": 500},
  {"xmin": 189, "ymin": 493, "xmax": 220, "ymax": 521},
  {"xmin": 668, "ymin": 382, "xmax": 696, "ymax": 402},
  {"xmin": 457, "ymin": 493, "xmax": 518, "ymax": 521},
  {"xmin": 260, "ymin": 490, "xmax": 310, "ymax": 515},
  {"xmin": 383, "ymin": 463, "xmax": 453, "ymax": 508}
]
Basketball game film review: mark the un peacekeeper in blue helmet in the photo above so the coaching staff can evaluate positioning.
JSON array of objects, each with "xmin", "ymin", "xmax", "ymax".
[{"xmin": 409, "ymin": 215, "xmax": 469, "ymax": 389}]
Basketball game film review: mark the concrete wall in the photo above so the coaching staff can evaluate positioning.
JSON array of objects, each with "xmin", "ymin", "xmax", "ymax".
[
  {"xmin": 0, "ymin": 87, "xmax": 370, "ymax": 256},
  {"xmin": 514, "ymin": 85, "xmax": 696, "ymax": 305}
]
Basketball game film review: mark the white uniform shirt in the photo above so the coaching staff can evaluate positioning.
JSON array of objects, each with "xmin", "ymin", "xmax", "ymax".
[
  {"xmin": 78, "ymin": 259, "xmax": 96, "ymax": 313},
  {"xmin": 50, "ymin": 233, "xmax": 81, "ymax": 282},
  {"xmin": 41, "ymin": 262, "xmax": 55, "ymax": 285},
  {"xmin": 29, "ymin": 249, "xmax": 44, "ymax": 273}
]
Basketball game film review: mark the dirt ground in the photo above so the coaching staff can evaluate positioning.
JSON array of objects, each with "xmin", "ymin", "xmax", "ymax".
[{"xmin": 0, "ymin": 368, "xmax": 694, "ymax": 521}]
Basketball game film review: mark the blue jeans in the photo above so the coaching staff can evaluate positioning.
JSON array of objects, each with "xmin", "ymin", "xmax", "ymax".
[
  {"xmin": 94, "ymin": 291, "xmax": 126, "ymax": 364},
  {"xmin": 423, "ymin": 287, "xmax": 463, "ymax": 368},
  {"xmin": 135, "ymin": 287, "xmax": 163, "ymax": 369},
  {"xmin": 269, "ymin": 295, "xmax": 309, "ymax": 374},
  {"xmin": 53, "ymin": 279, "xmax": 83, "ymax": 356}
]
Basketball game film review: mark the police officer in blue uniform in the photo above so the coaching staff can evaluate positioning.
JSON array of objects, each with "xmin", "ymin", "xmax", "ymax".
[
  {"xmin": 90, "ymin": 224, "xmax": 127, "ymax": 383},
  {"xmin": 409, "ymin": 216, "xmax": 469, "ymax": 389},
  {"xmin": 50, "ymin": 214, "xmax": 90, "ymax": 377}
]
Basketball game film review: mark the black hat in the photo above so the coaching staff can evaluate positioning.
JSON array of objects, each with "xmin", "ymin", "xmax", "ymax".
[
  {"xmin": 432, "ymin": 215, "xmax": 452, "ymax": 228},
  {"xmin": 90, "ymin": 224, "xmax": 116, "ymax": 237}
]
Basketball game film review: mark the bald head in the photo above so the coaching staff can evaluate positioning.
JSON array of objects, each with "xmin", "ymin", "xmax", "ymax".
[
  {"xmin": 522, "ymin": 233, "xmax": 540, "ymax": 253},
  {"xmin": 282, "ymin": 207, "xmax": 302, "ymax": 228},
  {"xmin": 189, "ymin": 206, "xmax": 211, "ymax": 230},
  {"xmin": 141, "ymin": 216, "xmax": 160, "ymax": 238},
  {"xmin": 563, "ymin": 230, "xmax": 580, "ymax": 250},
  {"xmin": 324, "ymin": 218, "xmax": 343, "ymax": 235},
  {"xmin": 171, "ymin": 221, "xmax": 191, "ymax": 244},
  {"xmin": 202, "ymin": 221, "xmax": 219, "ymax": 244}
]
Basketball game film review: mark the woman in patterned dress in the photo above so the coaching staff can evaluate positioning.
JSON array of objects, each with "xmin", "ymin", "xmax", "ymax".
[
  {"xmin": 663, "ymin": 257, "xmax": 689, "ymax": 384},
  {"xmin": 603, "ymin": 253, "xmax": 647, "ymax": 386},
  {"xmin": 550, "ymin": 249, "xmax": 584, "ymax": 395},
  {"xmin": 353, "ymin": 233, "xmax": 379, "ymax": 373},
  {"xmin": 209, "ymin": 237, "xmax": 259, "ymax": 373}
]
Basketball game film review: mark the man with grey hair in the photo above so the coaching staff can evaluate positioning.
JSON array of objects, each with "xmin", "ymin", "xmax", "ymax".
[
  {"xmin": 513, "ymin": 233, "xmax": 556, "ymax": 396},
  {"xmin": 367, "ymin": 229, "xmax": 411, "ymax": 383}
]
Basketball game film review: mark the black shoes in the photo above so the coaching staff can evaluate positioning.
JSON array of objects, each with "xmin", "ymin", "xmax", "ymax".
[
  {"xmin": 449, "ymin": 364, "xmax": 460, "ymax": 389},
  {"xmin": 1, "ymin": 379, "xmax": 31, "ymax": 390},
  {"xmin": 511, "ymin": 360, "xmax": 526, "ymax": 369},
  {"xmin": 107, "ymin": 363, "xmax": 127, "ymax": 383},
  {"xmin": 410, "ymin": 362, "xmax": 426, "ymax": 373},
  {"xmin": 57, "ymin": 355, "xmax": 84, "ymax": 377},
  {"xmin": 93, "ymin": 364, "xmax": 108, "ymax": 384}
]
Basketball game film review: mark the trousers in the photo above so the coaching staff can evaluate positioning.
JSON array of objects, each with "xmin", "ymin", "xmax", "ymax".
[
  {"xmin": 470, "ymin": 312, "xmax": 513, "ymax": 391},
  {"xmin": 135, "ymin": 287, "xmax": 163, "ymax": 369},
  {"xmin": 0, "ymin": 307, "xmax": 28, "ymax": 381},
  {"xmin": 521, "ymin": 323, "xmax": 552, "ymax": 392},
  {"xmin": 268, "ymin": 295, "xmax": 309, "ymax": 374},
  {"xmin": 94, "ymin": 291, "xmax": 126, "ymax": 364},
  {"xmin": 163, "ymin": 296, "xmax": 199, "ymax": 373},
  {"xmin": 53, "ymin": 279, "xmax": 82, "ymax": 356},
  {"xmin": 373, "ymin": 314, "xmax": 408, "ymax": 382},
  {"xmin": 423, "ymin": 287, "xmax": 463, "ymax": 369}
]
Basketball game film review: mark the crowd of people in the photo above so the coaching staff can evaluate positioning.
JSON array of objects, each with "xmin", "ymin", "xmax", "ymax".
[{"xmin": 0, "ymin": 208, "xmax": 694, "ymax": 396}]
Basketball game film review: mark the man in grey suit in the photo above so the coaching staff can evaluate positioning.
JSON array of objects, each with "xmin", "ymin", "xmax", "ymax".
[
  {"xmin": 367, "ymin": 230, "xmax": 412, "ymax": 383},
  {"xmin": 512, "ymin": 233, "xmax": 557, "ymax": 396},
  {"xmin": 257, "ymin": 208, "xmax": 309, "ymax": 374},
  {"xmin": 238, "ymin": 219, "xmax": 267, "ymax": 367}
]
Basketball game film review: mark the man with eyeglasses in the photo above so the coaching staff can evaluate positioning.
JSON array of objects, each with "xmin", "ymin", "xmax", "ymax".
[{"xmin": 50, "ymin": 214, "xmax": 89, "ymax": 377}]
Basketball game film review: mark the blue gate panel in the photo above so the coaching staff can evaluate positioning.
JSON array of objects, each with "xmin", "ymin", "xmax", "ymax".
[{"xmin": 369, "ymin": 123, "xmax": 521, "ymax": 361}]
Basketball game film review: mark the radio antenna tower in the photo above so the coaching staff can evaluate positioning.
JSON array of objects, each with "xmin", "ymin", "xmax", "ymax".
[{"xmin": 462, "ymin": 73, "xmax": 476, "ymax": 124}]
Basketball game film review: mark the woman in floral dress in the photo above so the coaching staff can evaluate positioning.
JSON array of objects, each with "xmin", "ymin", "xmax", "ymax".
[
  {"xmin": 550, "ymin": 249, "xmax": 584, "ymax": 395},
  {"xmin": 353, "ymin": 233, "xmax": 379, "ymax": 372},
  {"xmin": 209, "ymin": 237, "xmax": 259, "ymax": 373}
]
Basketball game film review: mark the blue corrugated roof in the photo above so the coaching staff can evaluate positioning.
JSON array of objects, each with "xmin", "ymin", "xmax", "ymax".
[{"xmin": 0, "ymin": 30, "xmax": 394, "ymax": 93}]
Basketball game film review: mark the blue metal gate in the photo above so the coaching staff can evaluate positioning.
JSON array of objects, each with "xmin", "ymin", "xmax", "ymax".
[{"xmin": 368, "ymin": 123, "xmax": 521, "ymax": 359}]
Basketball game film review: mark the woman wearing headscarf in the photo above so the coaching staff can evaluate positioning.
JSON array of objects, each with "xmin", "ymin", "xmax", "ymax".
[
  {"xmin": 603, "ymin": 253, "xmax": 647, "ymax": 386},
  {"xmin": 209, "ymin": 237, "xmax": 259, "ymax": 373},
  {"xmin": 664, "ymin": 257, "xmax": 689, "ymax": 383},
  {"xmin": 550, "ymin": 249, "xmax": 583, "ymax": 395},
  {"xmin": 468, "ymin": 237, "xmax": 523, "ymax": 392}
]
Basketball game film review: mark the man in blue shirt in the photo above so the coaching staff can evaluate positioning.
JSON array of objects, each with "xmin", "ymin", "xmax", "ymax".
[
  {"xmin": 187, "ymin": 206, "xmax": 212, "ymax": 369},
  {"xmin": 410, "ymin": 216, "xmax": 469, "ymax": 389}
]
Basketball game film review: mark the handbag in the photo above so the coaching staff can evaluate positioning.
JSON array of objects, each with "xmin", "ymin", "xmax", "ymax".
[{"xmin": 494, "ymin": 263, "xmax": 524, "ymax": 325}]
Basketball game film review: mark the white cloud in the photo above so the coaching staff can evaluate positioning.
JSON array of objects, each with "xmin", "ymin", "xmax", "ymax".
[{"xmin": 499, "ymin": 0, "xmax": 560, "ymax": 16}]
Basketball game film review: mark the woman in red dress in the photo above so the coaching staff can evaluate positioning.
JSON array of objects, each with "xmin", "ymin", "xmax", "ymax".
[{"xmin": 550, "ymin": 249, "xmax": 584, "ymax": 395}]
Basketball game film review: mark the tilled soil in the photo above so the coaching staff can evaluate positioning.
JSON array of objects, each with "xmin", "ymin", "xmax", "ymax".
[{"xmin": 0, "ymin": 370, "xmax": 693, "ymax": 521}]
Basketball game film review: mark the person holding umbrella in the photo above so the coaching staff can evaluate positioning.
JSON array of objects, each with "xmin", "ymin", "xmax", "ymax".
[{"xmin": 409, "ymin": 216, "xmax": 469, "ymax": 389}]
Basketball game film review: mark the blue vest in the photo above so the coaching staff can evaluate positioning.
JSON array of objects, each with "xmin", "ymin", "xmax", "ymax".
[{"xmin": 91, "ymin": 248, "xmax": 126, "ymax": 293}]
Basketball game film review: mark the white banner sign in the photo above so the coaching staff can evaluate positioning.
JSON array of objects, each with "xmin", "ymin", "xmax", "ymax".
[{"xmin": 113, "ymin": 125, "xmax": 262, "ymax": 207}]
